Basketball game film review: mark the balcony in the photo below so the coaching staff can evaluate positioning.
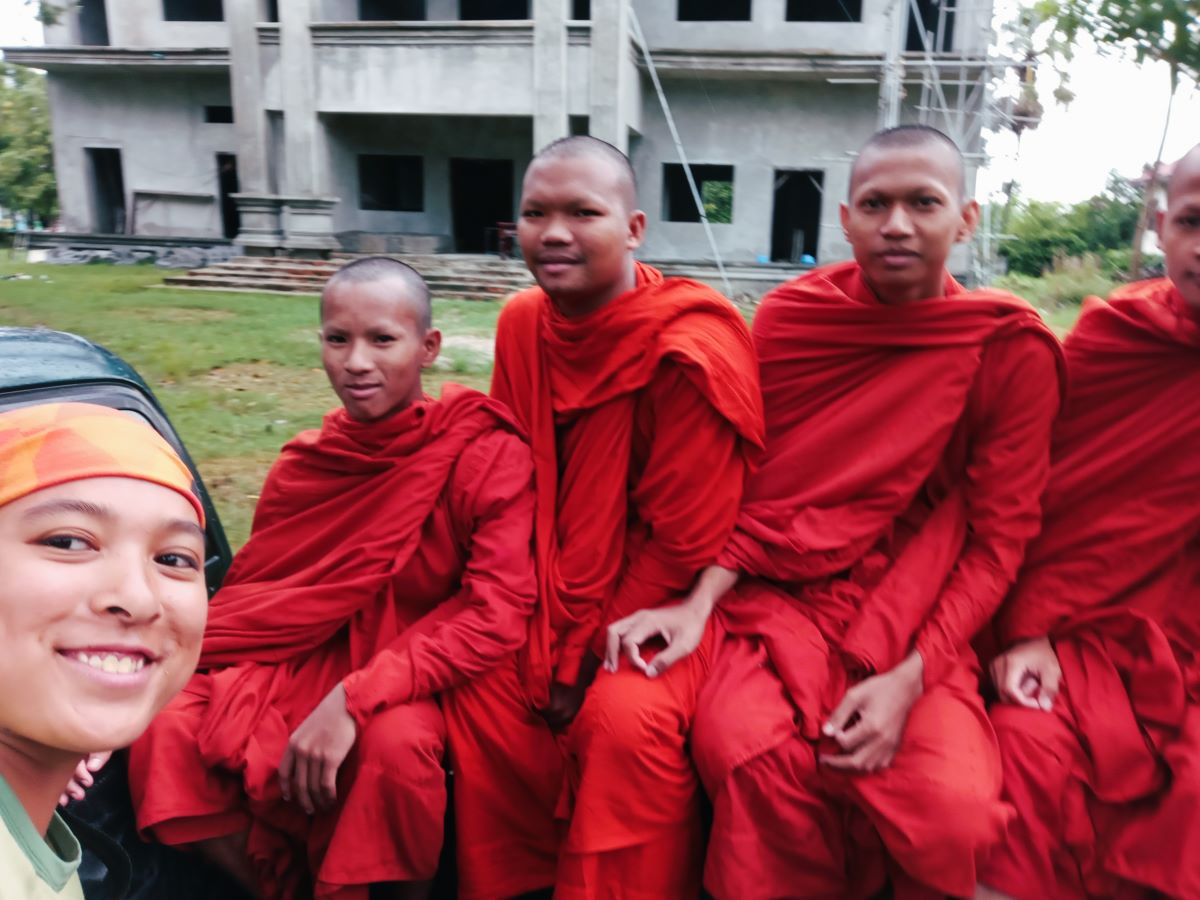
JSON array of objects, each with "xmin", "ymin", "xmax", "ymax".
[
  {"xmin": 254, "ymin": 21, "xmax": 592, "ymax": 117},
  {"xmin": 0, "ymin": 46, "xmax": 228, "ymax": 72}
]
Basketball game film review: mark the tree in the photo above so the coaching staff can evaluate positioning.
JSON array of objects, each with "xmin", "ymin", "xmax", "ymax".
[
  {"xmin": 1022, "ymin": 0, "xmax": 1200, "ymax": 276},
  {"xmin": 999, "ymin": 174, "xmax": 1143, "ymax": 276},
  {"xmin": 0, "ymin": 64, "xmax": 58, "ymax": 227}
]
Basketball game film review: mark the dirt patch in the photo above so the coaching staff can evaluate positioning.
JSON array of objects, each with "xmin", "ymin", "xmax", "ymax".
[{"xmin": 194, "ymin": 452, "xmax": 279, "ymax": 550}]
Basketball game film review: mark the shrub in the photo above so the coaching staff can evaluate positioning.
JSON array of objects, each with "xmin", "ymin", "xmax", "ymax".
[{"xmin": 995, "ymin": 254, "xmax": 1118, "ymax": 308}]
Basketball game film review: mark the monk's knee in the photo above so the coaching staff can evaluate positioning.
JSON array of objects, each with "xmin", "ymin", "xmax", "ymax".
[
  {"xmin": 991, "ymin": 704, "xmax": 1077, "ymax": 796},
  {"xmin": 356, "ymin": 701, "xmax": 446, "ymax": 788},
  {"xmin": 574, "ymin": 677, "xmax": 685, "ymax": 764}
]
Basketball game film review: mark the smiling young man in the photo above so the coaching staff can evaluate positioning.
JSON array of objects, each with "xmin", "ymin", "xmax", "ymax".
[
  {"xmin": 126, "ymin": 257, "xmax": 537, "ymax": 900},
  {"xmin": 440, "ymin": 136, "xmax": 764, "ymax": 899},
  {"xmin": 0, "ymin": 401, "xmax": 208, "ymax": 899},
  {"xmin": 606, "ymin": 125, "xmax": 1063, "ymax": 898},
  {"xmin": 976, "ymin": 143, "xmax": 1200, "ymax": 900}
]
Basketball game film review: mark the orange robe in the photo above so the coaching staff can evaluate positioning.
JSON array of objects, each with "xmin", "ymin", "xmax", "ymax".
[
  {"xmin": 442, "ymin": 262, "xmax": 764, "ymax": 899},
  {"xmin": 982, "ymin": 279, "xmax": 1200, "ymax": 899},
  {"xmin": 691, "ymin": 261, "xmax": 1064, "ymax": 899},
  {"xmin": 127, "ymin": 387, "xmax": 536, "ymax": 899}
]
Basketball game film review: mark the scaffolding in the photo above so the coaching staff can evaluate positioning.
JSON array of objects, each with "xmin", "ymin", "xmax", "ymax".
[{"xmin": 878, "ymin": 0, "xmax": 1015, "ymax": 283}]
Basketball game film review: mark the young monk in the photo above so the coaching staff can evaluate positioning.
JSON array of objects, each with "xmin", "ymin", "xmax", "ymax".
[
  {"xmin": 977, "ymin": 143, "xmax": 1200, "ymax": 900},
  {"xmin": 440, "ymin": 136, "xmax": 764, "ymax": 899},
  {"xmin": 126, "ymin": 257, "xmax": 537, "ymax": 900},
  {"xmin": 609, "ymin": 125, "xmax": 1064, "ymax": 899},
  {"xmin": 0, "ymin": 401, "xmax": 209, "ymax": 899}
]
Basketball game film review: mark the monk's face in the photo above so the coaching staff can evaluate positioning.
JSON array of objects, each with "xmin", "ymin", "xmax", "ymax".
[
  {"xmin": 1158, "ymin": 160, "xmax": 1200, "ymax": 311},
  {"xmin": 0, "ymin": 477, "xmax": 207, "ymax": 756},
  {"xmin": 321, "ymin": 278, "xmax": 441, "ymax": 422},
  {"xmin": 840, "ymin": 143, "xmax": 979, "ymax": 304},
  {"xmin": 518, "ymin": 154, "xmax": 647, "ymax": 316}
]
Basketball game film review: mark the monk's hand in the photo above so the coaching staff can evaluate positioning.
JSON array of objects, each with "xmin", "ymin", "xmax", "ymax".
[
  {"xmin": 539, "ymin": 653, "xmax": 602, "ymax": 730},
  {"xmin": 59, "ymin": 751, "xmax": 112, "ymax": 807},
  {"xmin": 604, "ymin": 599, "xmax": 711, "ymax": 678},
  {"xmin": 820, "ymin": 651, "xmax": 924, "ymax": 774},
  {"xmin": 990, "ymin": 637, "xmax": 1062, "ymax": 711},
  {"xmin": 278, "ymin": 683, "xmax": 357, "ymax": 815}
]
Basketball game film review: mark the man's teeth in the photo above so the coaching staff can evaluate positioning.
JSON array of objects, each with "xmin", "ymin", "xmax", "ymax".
[{"xmin": 72, "ymin": 652, "xmax": 146, "ymax": 674}]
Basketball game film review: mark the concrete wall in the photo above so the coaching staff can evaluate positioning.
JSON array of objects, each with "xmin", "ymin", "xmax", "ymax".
[
  {"xmin": 631, "ymin": 0, "xmax": 991, "ymax": 57},
  {"xmin": 311, "ymin": 32, "xmax": 540, "ymax": 116},
  {"xmin": 48, "ymin": 72, "xmax": 235, "ymax": 236},
  {"xmin": 323, "ymin": 114, "xmax": 532, "ymax": 236},
  {"xmin": 634, "ymin": 78, "xmax": 879, "ymax": 264},
  {"xmin": 43, "ymin": 0, "xmax": 229, "ymax": 47}
]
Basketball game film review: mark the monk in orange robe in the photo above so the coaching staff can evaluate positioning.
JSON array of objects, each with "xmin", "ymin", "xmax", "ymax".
[
  {"xmin": 440, "ymin": 136, "xmax": 764, "ymax": 900},
  {"xmin": 126, "ymin": 257, "xmax": 537, "ymax": 900},
  {"xmin": 976, "ymin": 144, "xmax": 1200, "ymax": 900},
  {"xmin": 608, "ymin": 126, "xmax": 1063, "ymax": 899}
]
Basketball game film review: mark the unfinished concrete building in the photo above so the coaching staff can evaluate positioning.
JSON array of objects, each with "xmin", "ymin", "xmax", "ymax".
[{"xmin": 6, "ymin": 0, "xmax": 996, "ymax": 267}]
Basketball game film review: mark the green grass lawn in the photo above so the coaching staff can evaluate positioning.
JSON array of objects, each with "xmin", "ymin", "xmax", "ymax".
[
  {"xmin": 0, "ymin": 261, "xmax": 1082, "ymax": 548},
  {"xmin": 0, "ymin": 262, "xmax": 500, "ymax": 548}
]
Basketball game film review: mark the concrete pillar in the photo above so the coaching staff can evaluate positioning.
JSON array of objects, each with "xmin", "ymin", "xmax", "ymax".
[
  {"xmin": 588, "ymin": 0, "xmax": 629, "ymax": 152},
  {"xmin": 278, "ymin": 0, "xmax": 325, "ymax": 197},
  {"xmin": 227, "ymin": 0, "xmax": 269, "ymax": 194},
  {"xmin": 277, "ymin": 0, "xmax": 339, "ymax": 253},
  {"xmin": 532, "ymin": 0, "xmax": 569, "ymax": 153},
  {"xmin": 427, "ymin": 0, "xmax": 458, "ymax": 20}
]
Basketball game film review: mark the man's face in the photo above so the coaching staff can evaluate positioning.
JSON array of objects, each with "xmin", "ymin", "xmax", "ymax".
[
  {"xmin": 517, "ymin": 154, "xmax": 646, "ymax": 314},
  {"xmin": 0, "ymin": 478, "xmax": 207, "ymax": 755},
  {"xmin": 840, "ymin": 143, "xmax": 978, "ymax": 304},
  {"xmin": 320, "ymin": 279, "xmax": 441, "ymax": 422},
  {"xmin": 1159, "ymin": 164, "xmax": 1200, "ymax": 311}
]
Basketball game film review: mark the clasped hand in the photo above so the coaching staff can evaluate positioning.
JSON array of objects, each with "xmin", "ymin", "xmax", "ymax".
[
  {"xmin": 278, "ymin": 683, "xmax": 357, "ymax": 815},
  {"xmin": 820, "ymin": 651, "xmax": 924, "ymax": 774},
  {"xmin": 604, "ymin": 600, "xmax": 710, "ymax": 678},
  {"xmin": 990, "ymin": 636, "xmax": 1062, "ymax": 711}
]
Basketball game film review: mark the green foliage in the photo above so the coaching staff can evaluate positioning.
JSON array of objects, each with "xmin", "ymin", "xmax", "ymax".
[
  {"xmin": 702, "ymin": 179, "xmax": 733, "ymax": 225},
  {"xmin": 1034, "ymin": 0, "xmax": 1200, "ymax": 87},
  {"xmin": 995, "ymin": 254, "xmax": 1118, "ymax": 310},
  {"xmin": 999, "ymin": 172, "xmax": 1143, "ymax": 276},
  {"xmin": 0, "ymin": 65, "xmax": 57, "ymax": 226},
  {"xmin": 25, "ymin": 1, "xmax": 66, "ymax": 26}
]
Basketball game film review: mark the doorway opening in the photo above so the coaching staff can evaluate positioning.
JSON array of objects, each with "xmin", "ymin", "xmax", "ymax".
[
  {"xmin": 459, "ymin": 0, "xmax": 527, "ymax": 19},
  {"xmin": 78, "ymin": 0, "xmax": 110, "ymax": 45},
  {"xmin": 450, "ymin": 158, "xmax": 514, "ymax": 253},
  {"xmin": 906, "ymin": 0, "xmax": 954, "ymax": 52},
  {"xmin": 770, "ymin": 169, "xmax": 823, "ymax": 263},
  {"xmin": 216, "ymin": 153, "xmax": 240, "ymax": 239},
  {"xmin": 86, "ymin": 147, "xmax": 126, "ymax": 234}
]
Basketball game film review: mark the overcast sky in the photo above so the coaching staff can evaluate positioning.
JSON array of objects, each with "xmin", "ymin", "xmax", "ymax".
[{"xmin": 3, "ymin": 0, "xmax": 1197, "ymax": 207}]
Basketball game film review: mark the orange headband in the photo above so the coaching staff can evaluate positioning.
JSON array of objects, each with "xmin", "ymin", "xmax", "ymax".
[{"xmin": 0, "ymin": 402, "xmax": 205, "ymax": 527}]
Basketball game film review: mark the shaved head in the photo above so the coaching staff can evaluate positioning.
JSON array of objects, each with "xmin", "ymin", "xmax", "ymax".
[
  {"xmin": 851, "ymin": 125, "xmax": 966, "ymax": 199},
  {"xmin": 1167, "ymin": 143, "xmax": 1200, "ymax": 204},
  {"xmin": 1159, "ymin": 141, "xmax": 1200, "ymax": 310},
  {"xmin": 322, "ymin": 256, "xmax": 432, "ymax": 330},
  {"xmin": 529, "ymin": 135, "xmax": 638, "ymax": 211}
]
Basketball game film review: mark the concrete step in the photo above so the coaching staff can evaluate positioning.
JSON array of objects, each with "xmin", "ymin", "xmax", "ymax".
[{"xmin": 165, "ymin": 252, "xmax": 533, "ymax": 300}]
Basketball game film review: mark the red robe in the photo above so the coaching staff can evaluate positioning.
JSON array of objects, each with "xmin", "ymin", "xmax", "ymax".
[
  {"xmin": 982, "ymin": 279, "xmax": 1200, "ymax": 899},
  {"xmin": 127, "ymin": 386, "xmax": 536, "ymax": 899},
  {"xmin": 442, "ymin": 262, "xmax": 764, "ymax": 899},
  {"xmin": 691, "ymin": 261, "xmax": 1064, "ymax": 899}
]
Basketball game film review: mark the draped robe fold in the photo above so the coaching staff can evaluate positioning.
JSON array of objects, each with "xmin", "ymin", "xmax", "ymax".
[
  {"xmin": 691, "ymin": 261, "xmax": 1064, "ymax": 899},
  {"xmin": 442, "ymin": 263, "xmax": 764, "ymax": 900},
  {"xmin": 982, "ymin": 279, "xmax": 1200, "ymax": 899},
  {"xmin": 128, "ymin": 387, "xmax": 537, "ymax": 899}
]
